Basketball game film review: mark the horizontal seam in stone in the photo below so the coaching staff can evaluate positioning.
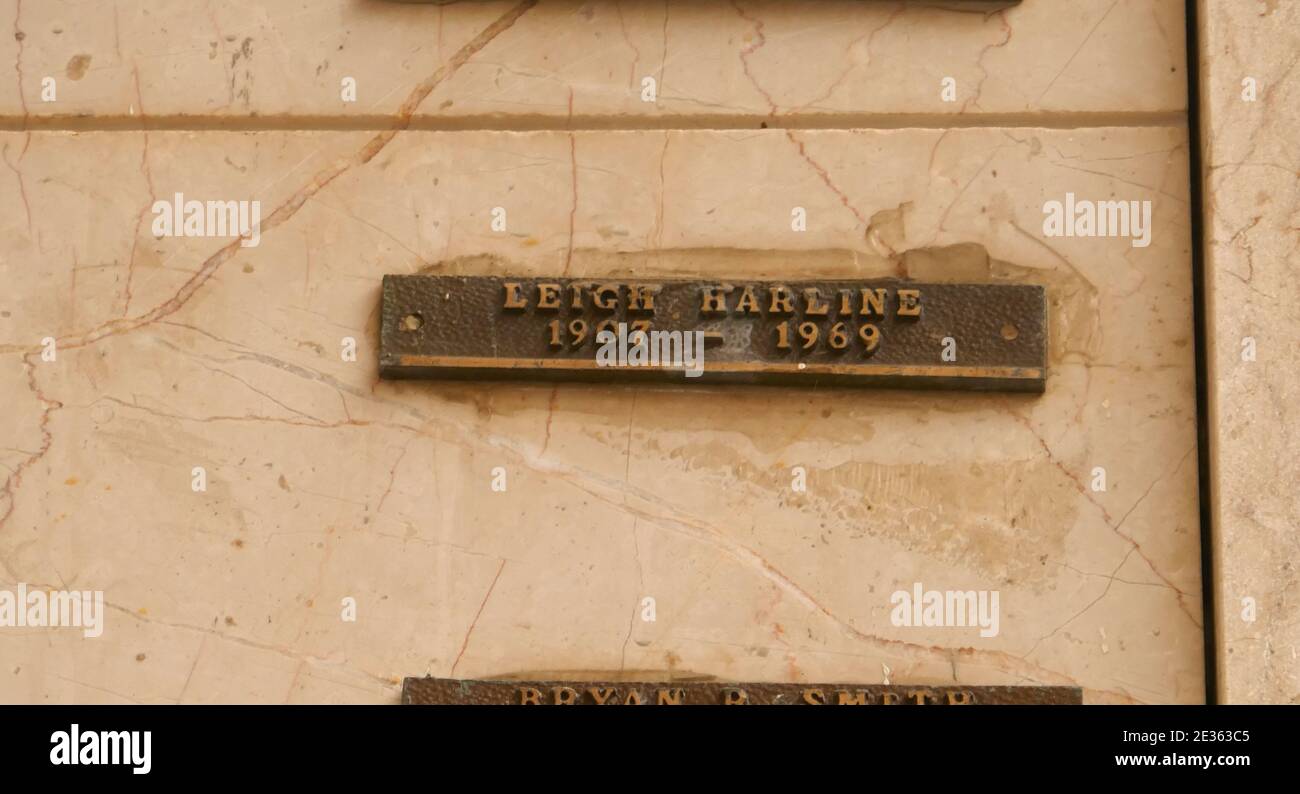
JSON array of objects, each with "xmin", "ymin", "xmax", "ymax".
[{"xmin": 0, "ymin": 110, "xmax": 1189, "ymax": 134}]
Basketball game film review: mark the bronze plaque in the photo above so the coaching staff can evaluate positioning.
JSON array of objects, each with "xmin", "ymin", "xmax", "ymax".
[
  {"xmin": 401, "ymin": 677, "xmax": 1081, "ymax": 705},
  {"xmin": 379, "ymin": 275, "xmax": 1047, "ymax": 392}
]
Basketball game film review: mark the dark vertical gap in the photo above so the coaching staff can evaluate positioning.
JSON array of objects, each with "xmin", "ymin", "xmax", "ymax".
[{"xmin": 1184, "ymin": 0, "xmax": 1217, "ymax": 706}]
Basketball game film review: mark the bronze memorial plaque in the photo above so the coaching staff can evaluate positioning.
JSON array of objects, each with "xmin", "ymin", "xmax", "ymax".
[
  {"xmin": 401, "ymin": 677, "xmax": 1082, "ymax": 705},
  {"xmin": 379, "ymin": 275, "xmax": 1047, "ymax": 391}
]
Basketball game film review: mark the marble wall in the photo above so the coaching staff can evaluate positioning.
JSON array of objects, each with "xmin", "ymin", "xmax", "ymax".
[
  {"xmin": 1, "ymin": 1, "xmax": 1205, "ymax": 704},
  {"xmin": 1198, "ymin": 0, "xmax": 1300, "ymax": 705}
]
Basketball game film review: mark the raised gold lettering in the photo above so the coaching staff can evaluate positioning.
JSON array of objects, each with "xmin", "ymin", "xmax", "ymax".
[
  {"xmin": 769, "ymin": 286, "xmax": 794, "ymax": 314},
  {"xmin": 735, "ymin": 286, "xmax": 761, "ymax": 315},
  {"xmin": 518, "ymin": 687, "xmax": 543, "ymax": 705},
  {"xmin": 503, "ymin": 282, "xmax": 528, "ymax": 310},
  {"xmin": 593, "ymin": 284, "xmax": 620, "ymax": 312},
  {"xmin": 701, "ymin": 285, "xmax": 734, "ymax": 314},
  {"xmin": 536, "ymin": 283, "xmax": 561, "ymax": 310},
  {"xmin": 803, "ymin": 288, "xmax": 829, "ymax": 316},
  {"xmin": 553, "ymin": 686, "xmax": 579, "ymax": 705},
  {"xmin": 657, "ymin": 688, "xmax": 685, "ymax": 705},
  {"xmin": 722, "ymin": 688, "xmax": 748, "ymax": 705},
  {"xmin": 628, "ymin": 285, "xmax": 659, "ymax": 313},
  {"xmin": 860, "ymin": 288, "xmax": 886, "ymax": 317},
  {"xmin": 897, "ymin": 288, "xmax": 922, "ymax": 318}
]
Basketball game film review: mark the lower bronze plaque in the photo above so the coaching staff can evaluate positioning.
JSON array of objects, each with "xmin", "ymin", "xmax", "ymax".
[
  {"xmin": 401, "ymin": 677, "xmax": 1081, "ymax": 705},
  {"xmin": 379, "ymin": 275, "xmax": 1047, "ymax": 391}
]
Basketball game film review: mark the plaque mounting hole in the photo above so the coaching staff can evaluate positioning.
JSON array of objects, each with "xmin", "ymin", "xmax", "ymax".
[
  {"xmin": 1000, "ymin": 323, "xmax": 1019, "ymax": 341},
  {"xmin": 400, "ymin": 313, "xmax": 424, "ymax": 332}
]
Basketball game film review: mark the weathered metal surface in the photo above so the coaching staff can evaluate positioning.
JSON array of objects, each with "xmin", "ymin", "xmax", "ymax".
[
  {"xmin": 401, "ymin": 677, "xmax": 1081, "ymax": 705},
  {"xmin": 379, "ymin": 275, "xmax": 1047, "ymax": 392}
]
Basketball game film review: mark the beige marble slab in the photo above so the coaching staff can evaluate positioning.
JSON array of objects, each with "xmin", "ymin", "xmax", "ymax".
[
  {"xmin": 0, "ymin": 124, "xmax": 1201, "ymax": 703},
  {"xmin": 0, "ymin": 0, "xmax": 1188, "ymax": 123},
  {"xmin": 1198, "ymin": 0, "xmax": 1300, "ymax": 704}
]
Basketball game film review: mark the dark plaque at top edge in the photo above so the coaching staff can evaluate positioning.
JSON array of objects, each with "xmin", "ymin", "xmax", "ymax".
[
  {"xmin": 401, "ymin": 677, "xmax": 1082, "ymax": 705},
  {"xmin": 379, "ymin": 275, "xmax": 1047, "ymax": 392}
]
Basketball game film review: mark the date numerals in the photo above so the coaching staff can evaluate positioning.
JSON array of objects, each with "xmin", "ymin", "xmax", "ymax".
[
  {"xmin": 547, "ymin": 318, "xmax": 651, "ymax": 349},
  {"xmin": 774, "ymin": 320, "xmax": 880, "ymax": 354}
]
